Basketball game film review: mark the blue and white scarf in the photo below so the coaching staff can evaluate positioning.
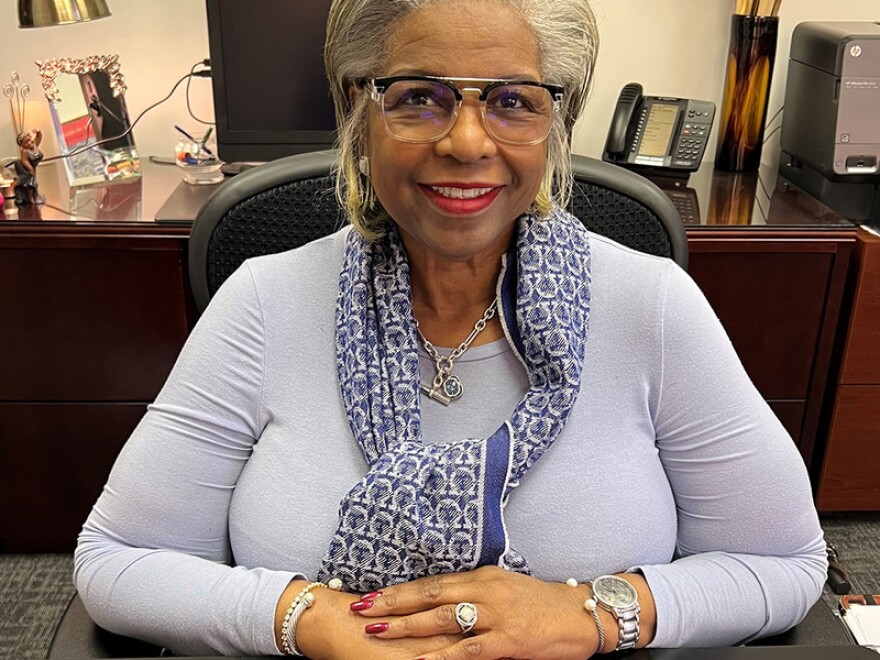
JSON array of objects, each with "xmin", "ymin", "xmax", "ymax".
[{"xmin": 318, "ymin": 209, "xmax": 591, "ymax": 593}]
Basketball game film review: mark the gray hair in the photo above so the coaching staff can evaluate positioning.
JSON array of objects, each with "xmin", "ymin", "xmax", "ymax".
[{"xmin": 324, "ymin": 0, "xmax": 599, "ymax": 238}]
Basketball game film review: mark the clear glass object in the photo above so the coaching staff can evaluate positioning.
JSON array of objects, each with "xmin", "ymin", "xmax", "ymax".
[{"xmin": 175, "ymin": 131, "xmax": 222, "ymax": 185}]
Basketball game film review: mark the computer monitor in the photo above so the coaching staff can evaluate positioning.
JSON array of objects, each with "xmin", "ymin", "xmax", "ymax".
[{"xmin": 205, "ymin": 0, "xmax": 337, "ymax": 162}]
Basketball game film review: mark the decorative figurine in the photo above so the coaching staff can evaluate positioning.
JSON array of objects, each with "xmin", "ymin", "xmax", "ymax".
[
  {"xmin": 13, "ymin": 129, "xmax": 44, "ymax": 206},
  {"xmin": 5, "ymin": 71, "xmax": 45, "ymax": 206}
]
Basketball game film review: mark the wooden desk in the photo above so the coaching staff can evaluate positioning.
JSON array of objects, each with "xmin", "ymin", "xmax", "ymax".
[
  {"xmin": 817, "ymin": 228, "xmax": 880, "ymax": 510},
  {"xmin": 0, "ymin": 159, "xmax": 863, "ymax": 552},
  {"xmin": 0, "ymin": 162, "xmax": 211, "ymax": 552}
]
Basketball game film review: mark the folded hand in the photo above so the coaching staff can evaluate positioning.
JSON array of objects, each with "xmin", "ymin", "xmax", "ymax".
[{"xmin": 350, "ymin": 565, "xmax": 600, "ymax": 660}]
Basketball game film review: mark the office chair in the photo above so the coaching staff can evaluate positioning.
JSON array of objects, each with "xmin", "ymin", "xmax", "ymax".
[
  {"xmin": 48, "ymin": 593, "xmax": 163, "ymax": 658},
  {"xmin": 188, "ymin": 150, "xmax": 688, "ymax": 314}
]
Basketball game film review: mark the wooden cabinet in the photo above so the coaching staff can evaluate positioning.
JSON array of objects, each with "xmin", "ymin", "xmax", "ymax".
[
  {"xmin": 0, "ymin": 404, "xmax": 150, "ymax": 550},
  {"xmin": 0, "ymin": 225, "xmax": 194, "ymax": 551},
  {"xmin": 0, "ymin": 160, "xmax": 198, "ymax": 552},
  {"xmin": 817, "ymin": 229, "xmax": 880, "ymax": 510}
]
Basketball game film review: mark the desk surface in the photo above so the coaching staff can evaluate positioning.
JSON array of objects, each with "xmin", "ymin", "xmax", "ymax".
[
  {"xmin": 0, "ymin": 159, "xmax": 216, "ymax": 224},
  {"xmin": 115, "ymin": 648, "xmax": 876, "ymax": 660},
  {"xmin": 654, "ymin": 163, "xmax": 853, "ymax": 229},
  {"xmin": 0, "ymin": 158, "xmax": 855, "ymax": 229},
  {"xmin": 633, "ymin": 649, "xmax": 875, "ymax": 659}
]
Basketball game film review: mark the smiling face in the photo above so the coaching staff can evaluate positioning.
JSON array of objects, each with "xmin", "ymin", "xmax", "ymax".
[{"xmin": 363, "ymin": 0, "xmax": 548, "ymax": 266}]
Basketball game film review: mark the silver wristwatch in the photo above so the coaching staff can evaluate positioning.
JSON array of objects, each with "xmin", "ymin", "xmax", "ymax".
[{"xmin": 590, "ymin": 574, "xmax": 640, "ymax": 651}]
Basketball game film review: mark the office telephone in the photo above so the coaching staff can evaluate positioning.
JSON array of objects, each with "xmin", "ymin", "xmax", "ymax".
[{"xmin": 602, "ymin": 83, "xmax": 716, "ymax": 177}]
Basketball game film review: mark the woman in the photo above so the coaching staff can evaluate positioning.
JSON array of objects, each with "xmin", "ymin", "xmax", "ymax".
[{"xmin": 74, "ymin": 0, "xmax": 827, "ymax": 657}]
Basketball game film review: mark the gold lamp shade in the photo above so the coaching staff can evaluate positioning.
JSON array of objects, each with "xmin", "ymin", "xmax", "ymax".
[{"xmin": 18, "ymin": 0, "xmax": 111, "ymax": 28}]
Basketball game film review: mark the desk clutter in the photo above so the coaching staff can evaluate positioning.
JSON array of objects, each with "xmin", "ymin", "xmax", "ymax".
[
  {"xmin": 839, "ymin": 595, "xmax": 880, "ymax": 652},
  {"xmin": 826, "ymin": 543, "xmax": 880, "ymax": 653}
]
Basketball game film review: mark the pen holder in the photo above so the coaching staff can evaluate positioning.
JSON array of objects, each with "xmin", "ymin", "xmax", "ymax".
[
  {"xmin": 714, "ymin": 14, "xmax": 779, "ymax": 172},
  {"xmin": 175, "ymin": 133, "xmax": 223, "ymax": 185}
]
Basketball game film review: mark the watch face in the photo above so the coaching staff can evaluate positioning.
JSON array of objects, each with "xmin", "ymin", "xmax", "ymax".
[{"xmin": 593, "ymin": 575, "xmax": 638, "ymax": 608}]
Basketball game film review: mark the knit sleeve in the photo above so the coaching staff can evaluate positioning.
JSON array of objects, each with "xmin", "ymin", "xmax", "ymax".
[
  {"xmin": 637, "ymin": 265, "xmax": 827, "ymax": 647},
  {"xmin": 74, "ymin": 262, "xmax": 300, "ymax": 656}
]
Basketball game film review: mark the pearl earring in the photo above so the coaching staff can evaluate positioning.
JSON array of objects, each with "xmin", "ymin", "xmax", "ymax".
[{"xmin": 358, "ymin": 155, "xmax": 371, "ymax": 177}]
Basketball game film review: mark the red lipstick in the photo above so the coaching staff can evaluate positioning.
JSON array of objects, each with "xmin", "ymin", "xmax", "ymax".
[{"xmin": 420, "ymin": 183, "xmax": 502, "ymax": 215}]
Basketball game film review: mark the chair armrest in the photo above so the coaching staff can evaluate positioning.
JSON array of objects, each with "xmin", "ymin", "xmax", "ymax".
[
  {"xmin": 750, "ymin": 599, "xmax": 851, "ymax": 646},
  {"xmin": 48, "ymin": 592, "xmax": 163, "ymax": 658}
]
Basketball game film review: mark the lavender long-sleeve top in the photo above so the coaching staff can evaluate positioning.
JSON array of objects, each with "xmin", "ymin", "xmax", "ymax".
[{"xmin": 74, "ymin": 227, "xmax": 827, "ymax": 656}]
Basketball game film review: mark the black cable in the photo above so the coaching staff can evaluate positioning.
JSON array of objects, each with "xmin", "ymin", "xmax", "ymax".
[
  {"xmin": 91, "ymin": 96, "xmax": 126, "ymax": 123},
  {"xmin": 753, "ymin": 167, "xmax": 774, "ymax": 223},
  {"xmin": 764, "ymin": 104, "xmax": 784, "ymax": 130},
  {"xmin": 186, "ymin": 61, "xmax": 214, "ymax": 126},
  {"xmin": 753, "ymin": 196, "xmax": 769, "ymax": 223},
  {"xmin": 762, "ymin": 124, "xmax": 782, "ymax": 145},
  {"xmin": 43, "ymin": 72, "xmax": 202, "ymax": 163}
]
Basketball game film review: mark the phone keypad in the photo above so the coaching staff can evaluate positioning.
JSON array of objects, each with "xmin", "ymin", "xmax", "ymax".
[
  {"xmin": 674, "ymin": 122, "xmax": 710, "ymax": 168},
  {"xmin": 664, "ymin": 190, "xmax": 700, "ymax": 224}
]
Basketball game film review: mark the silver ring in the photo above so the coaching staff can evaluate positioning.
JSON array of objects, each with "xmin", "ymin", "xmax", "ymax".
[{"xmin": 454, "ymin": 602, "xmax": 478, "ymax": 634}]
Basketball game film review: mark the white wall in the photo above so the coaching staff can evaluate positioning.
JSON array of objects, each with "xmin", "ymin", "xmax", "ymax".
[
  {"xmin": 578, "ymin": 0, "xmax": 880, "ymax": 170},
  {"xmin": 1, "ymin": 0, "xmax": 878, "ymax": 166},
  {"xmin": 1, "ymin": 1, "xmax": 212, "ymax": 161}
]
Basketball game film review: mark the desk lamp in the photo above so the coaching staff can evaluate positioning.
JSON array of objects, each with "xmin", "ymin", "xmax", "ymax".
[{"xmin": 18, "ymin": 0, "xmax": 110, "ymax": 28}]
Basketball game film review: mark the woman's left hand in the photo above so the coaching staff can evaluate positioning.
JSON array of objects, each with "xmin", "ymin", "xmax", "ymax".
[{"xmin": 350, "ymin": 565, "xmax": 603, "ymax": 660}]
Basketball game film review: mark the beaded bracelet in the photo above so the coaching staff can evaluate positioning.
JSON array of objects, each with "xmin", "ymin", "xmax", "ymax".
[
  {"xmin": 566, "ymin": 578, "xmax": 606, "ymax": 655},
  {"xmin": 281, "ymin": 578, "xmax": 343, "ymax": 656}
]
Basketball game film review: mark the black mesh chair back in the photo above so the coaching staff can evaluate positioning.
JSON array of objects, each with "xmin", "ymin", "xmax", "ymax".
[
  {"xmin": 189, "ymin": 150, "xmax": 344, "ymax": 313},
  {"xmin": 568, "ymin": 154, "xmax": 688, "ymax": 270},
  {"xmin": 189, "ymin": 150, "xmax": 687, "ymax": 313}
]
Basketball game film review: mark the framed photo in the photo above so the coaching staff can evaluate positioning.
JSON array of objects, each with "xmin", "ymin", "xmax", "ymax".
[{"xmin": 36, "ymin": 55, "xmax": 141, "ymax": 186}]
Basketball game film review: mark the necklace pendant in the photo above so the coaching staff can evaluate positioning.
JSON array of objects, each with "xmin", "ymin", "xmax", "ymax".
[
  {"xmin": 421, "ymin": 383, "xmax": 452, "ymax": 406},
  {"xmin": 441, "ymin": 374, "xmax": 464, "ymax": 401}
]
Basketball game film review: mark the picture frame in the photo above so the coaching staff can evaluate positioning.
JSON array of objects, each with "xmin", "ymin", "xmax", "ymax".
[{"xmin": 36, "ymin": 54, "xmax": 141, "ymax": 186}]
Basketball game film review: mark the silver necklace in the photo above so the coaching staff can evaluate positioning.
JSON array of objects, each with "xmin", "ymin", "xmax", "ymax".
[{"xmin": 416, "ymin": 297, "xmax": 499, "ymax": 405}]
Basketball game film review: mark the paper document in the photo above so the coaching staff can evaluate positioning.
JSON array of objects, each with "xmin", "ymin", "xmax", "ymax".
[{"xmin": 841, "ymin": 602, "xmax": 880, "ymax": 653}]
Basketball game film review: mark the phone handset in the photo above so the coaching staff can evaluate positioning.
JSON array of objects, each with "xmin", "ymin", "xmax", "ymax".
[{"xmin": 604, "ymin": 83, "xmax": 644, "ymax": 159}]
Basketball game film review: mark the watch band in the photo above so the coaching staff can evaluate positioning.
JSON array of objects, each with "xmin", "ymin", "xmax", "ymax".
[
  {"xmin": 614, "ymin": 604, "xmax": 640, "ymax": 651},
  {"xmin": 589, "ymin": 575, "xmax": 640, "ymax": 651}
]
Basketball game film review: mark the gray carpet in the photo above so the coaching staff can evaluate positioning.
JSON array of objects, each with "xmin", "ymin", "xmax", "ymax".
[
  {"xmin": 0, "ymin": 554, "xmax": 75, "ymax": 659},
  {"xmin": 819, "ymin": 513, "xmax": 880, "ymax": 608},
  {"xmin": 2, "ymin": 514, "xmax": 879, "ymax": 659}
]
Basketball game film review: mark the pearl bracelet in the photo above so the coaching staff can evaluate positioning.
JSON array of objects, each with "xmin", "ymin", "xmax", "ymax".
[
  {"xmin": 281, "ymin": 578, "xmax": 343, "ymax": 656},
  {"xmin": 566, "ymin": 578, "xmax": 606, "ymax": 655}
]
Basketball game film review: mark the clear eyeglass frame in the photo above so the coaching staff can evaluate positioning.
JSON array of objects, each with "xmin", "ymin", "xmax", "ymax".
[{"xmin": 364, "ymin": 75, "xmax": 564, "ymax": 146}]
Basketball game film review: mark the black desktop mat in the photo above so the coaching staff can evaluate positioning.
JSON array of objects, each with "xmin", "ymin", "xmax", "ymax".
[
  {"xmin": 629, "ymin": 646, "xmax": 875, "ymax": 660},
  {"xmin": 154, "ymin": 180, "xmax": 219, "ymax": 224},
  {"xmin": 127, "ymin": 650, "xmax": 875, "ymax": 660}
]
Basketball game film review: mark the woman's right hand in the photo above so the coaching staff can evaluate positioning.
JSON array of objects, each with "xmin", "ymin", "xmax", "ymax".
[{"xmin": 277, "ymin": 581, "xmax": 461, "ymax": 660}]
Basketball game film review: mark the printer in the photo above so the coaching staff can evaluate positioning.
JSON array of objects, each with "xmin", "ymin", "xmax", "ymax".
[{"xmin": 780, "ymin": 22, "xmax": 880, "ymax": 226}]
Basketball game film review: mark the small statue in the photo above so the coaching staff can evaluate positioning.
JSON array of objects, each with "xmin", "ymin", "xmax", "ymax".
[{"xmin": 13, "ymin": 128, "xmax": 44, "ymax": 206}]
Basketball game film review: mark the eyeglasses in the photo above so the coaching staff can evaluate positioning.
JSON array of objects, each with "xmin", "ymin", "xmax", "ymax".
[{"xmin": 363, "ymin": 76, "xmax": 564, "ymax": 146}]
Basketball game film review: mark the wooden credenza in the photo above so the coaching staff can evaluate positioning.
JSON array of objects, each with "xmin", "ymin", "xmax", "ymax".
[
  {"xmin": 0, "ymin": 223, "xmax": 196, "ymax": 552},
  {"xmin": 0, "ymin": 162, "xmax": 866, "ymax": 552},
  {"xmin": 0, "ymin": 163, "xmax": 203, "ymax": 552},
  {"xmin": 817, "ymin": 228, "xmax": 880, "ymax": 510}
]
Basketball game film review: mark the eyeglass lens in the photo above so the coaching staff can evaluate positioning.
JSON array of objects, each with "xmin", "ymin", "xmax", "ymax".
[{"xmin": 381, "ymin": 79, "xmax": 555, "ymax": 144}]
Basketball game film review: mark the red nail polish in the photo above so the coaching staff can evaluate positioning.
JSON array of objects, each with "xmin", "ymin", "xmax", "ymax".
[
  {"xmin": 364, "ymin": 622, "xmax": 390, "ymax": 634},
  {"xmin": 350, "ymin": 599, "xmax": 374, "ymax": 611},
  {"xmin": 361, "ymin": 591, "xmax": 383, "ymax": 600}
]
